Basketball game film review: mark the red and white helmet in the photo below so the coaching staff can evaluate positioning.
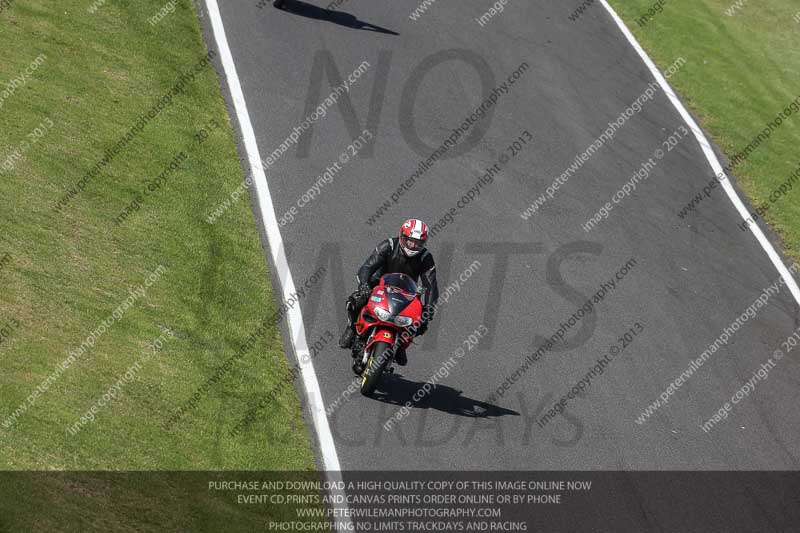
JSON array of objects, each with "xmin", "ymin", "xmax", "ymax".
[{"xmin": 399, "ymin": 218, "xmax": 428, "ymax": 257}]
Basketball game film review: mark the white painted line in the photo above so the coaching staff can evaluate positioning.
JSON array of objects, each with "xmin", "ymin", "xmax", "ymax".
[
  {"xmin": 203, "ymin": 0, "xmax": 343, "ymax": 470},
  {"xmin": 598, "ymin": 0, "xmax": 800, "ymax": 308}
]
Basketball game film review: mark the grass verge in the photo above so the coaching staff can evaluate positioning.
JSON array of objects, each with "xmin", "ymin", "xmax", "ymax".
[{"xmin": 0, "ymin": 0, "xmax": 318, "ymax": 529}]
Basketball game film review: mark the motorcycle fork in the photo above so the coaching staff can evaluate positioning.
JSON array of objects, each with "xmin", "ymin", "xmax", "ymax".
[{"xmin": 362, "ymin": 331, "xmax": 399, "ymax": 372}]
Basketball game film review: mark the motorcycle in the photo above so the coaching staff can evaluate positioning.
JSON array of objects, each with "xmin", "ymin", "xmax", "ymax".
[{"xmin": 351, "ymin": 273, "xmax": 423, "ymax": 396}]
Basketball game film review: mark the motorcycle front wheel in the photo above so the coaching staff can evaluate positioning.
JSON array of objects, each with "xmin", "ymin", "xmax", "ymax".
[{"xmin": 360, "ymin": 342, "xmax": 392, "ymax": 396}]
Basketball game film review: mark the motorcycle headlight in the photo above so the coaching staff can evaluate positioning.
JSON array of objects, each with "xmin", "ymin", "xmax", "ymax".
[
  {"xmin": 393, "ymin": 316, "xmax": 413, "ymax": 327},
  {"xmin": 373, "ymin": 306, "xmax": 392, "ymax": 321}
]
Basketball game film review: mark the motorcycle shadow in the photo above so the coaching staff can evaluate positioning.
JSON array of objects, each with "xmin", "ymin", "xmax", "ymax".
[
  {"xmin": 274, "ymin": 0, "xmax": 400, "ymax": 35},
  {"xmin": 371, "ymin": 374, "xmax": 519, "ymax": 419}
]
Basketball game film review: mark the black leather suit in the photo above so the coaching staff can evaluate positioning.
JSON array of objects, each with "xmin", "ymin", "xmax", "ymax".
[{"xmin": 347, "ymin": 237, "xmax": 439, "ymax": 329}]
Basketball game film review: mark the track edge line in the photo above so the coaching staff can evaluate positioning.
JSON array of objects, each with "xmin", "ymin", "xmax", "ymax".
[
  {"xmin": 598, "ymin": 0, "xmax": 800, "ymax": 308},
  {"xmin": 203, "ymin": 0, "xmax": 346, "ymax": 478}
]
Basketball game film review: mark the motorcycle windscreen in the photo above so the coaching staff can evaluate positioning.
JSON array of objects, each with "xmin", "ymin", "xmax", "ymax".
[
  {"xmin": 381, "ymin": 273, "xmax": 417, "ymax": 316},
  {"xmin": 381, "ymin": 273, "xmax": 417, "ymax": 294}
]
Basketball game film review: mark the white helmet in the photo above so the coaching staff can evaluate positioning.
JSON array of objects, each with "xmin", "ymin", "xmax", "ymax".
[{"xmin": 399, "ymin": 218, "xmax": 428, "ymax": 257}]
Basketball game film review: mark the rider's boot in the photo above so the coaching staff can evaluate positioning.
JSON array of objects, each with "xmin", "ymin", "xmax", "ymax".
[{"xmin": 339, "ymin": 325, "xmax": 356, "ymax": 349}]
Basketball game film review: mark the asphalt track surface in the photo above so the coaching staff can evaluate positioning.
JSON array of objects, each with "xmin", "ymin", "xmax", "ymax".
[{"xmin": 200, "ymin": 0, "xmax": 800, "ymax": 474}]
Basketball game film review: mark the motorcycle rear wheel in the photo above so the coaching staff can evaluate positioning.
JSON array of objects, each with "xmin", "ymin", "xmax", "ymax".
[{"xmin": 360, "ymin": 342, "xmax": 392, "ymax": 396}]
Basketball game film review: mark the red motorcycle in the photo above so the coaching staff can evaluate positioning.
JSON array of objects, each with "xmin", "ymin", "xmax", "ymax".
[{"xmin": 352, "ymin": 273, "xmax": 423, "ymax": 395}]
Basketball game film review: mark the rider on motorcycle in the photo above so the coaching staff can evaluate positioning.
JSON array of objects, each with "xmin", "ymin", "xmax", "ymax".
[{"xmin": 339, "ymin": 219, "xmax": 439, "ymax": 366}]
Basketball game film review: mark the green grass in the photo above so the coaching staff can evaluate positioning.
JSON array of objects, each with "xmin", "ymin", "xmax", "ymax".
[
  {"xmin": 0, "ymin": 0, "xmax": 317, "ymax": 528},
  {"xmin": 608, "ymin": 0, "xmax": 800, "ymax": 261}
]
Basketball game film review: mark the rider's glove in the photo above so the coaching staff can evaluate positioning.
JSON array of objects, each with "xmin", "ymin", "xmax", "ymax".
[
  {"xmin": 415, "ymin": 305, "xmax": 435, "ymax": 336},
  {"xmin": 355, "ymin": 283, "xmax": 371, "ymax": 306}
]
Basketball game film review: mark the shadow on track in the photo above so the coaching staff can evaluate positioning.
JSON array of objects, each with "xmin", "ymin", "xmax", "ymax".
[
  {"xmin": 274, "ymin": 0, "xmax": 399, "ymax": 35},
  {"xmin": 371, "ymin": 374, "xmax": 519, "ymax": 419}
]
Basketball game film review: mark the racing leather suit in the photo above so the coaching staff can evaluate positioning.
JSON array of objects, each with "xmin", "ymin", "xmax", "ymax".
[{"xmin": 343, "ymin": 237, "xmax": 439, "ymax": 345}]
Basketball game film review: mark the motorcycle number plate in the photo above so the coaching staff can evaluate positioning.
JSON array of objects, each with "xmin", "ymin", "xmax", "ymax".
[{"xmin": 370, "ymin": 296, "xmax": 382, "ymax": 302}]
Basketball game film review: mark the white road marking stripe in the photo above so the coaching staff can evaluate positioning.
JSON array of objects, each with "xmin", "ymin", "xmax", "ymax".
[
  {"xmin": 204, "ymin": 0, "xmax": 344, "ymax": 471},
  {"xmin": 204, "ymin": 5, "xmax": 352, "ymax": 528},
  {"xmin": 413, "ymin": 218, "xmax": 422, "ymax": 237},
  {"xmin": 598, "ymin": 0, "xmax": 800, "ymax": 308}
]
